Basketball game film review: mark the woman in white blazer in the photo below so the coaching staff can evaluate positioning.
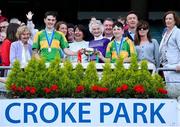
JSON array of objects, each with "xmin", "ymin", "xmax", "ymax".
[{"xmin": 159, "ymin": 11, "xmax": 180, "ymax": 98}]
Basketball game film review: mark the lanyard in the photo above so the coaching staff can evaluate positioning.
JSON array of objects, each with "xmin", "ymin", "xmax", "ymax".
[
  {"xmin": 45, "ymin": 30, "xmax": 55, "ymax": 47},
  {"xmin": 115, "ymin": 37, "xmax": 124, "ymax": 55}
]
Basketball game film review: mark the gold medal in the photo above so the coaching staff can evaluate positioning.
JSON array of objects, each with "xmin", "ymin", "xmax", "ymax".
[{"xmin": 48, "ymin": 48, "xmax": 51, "ymax": 52}]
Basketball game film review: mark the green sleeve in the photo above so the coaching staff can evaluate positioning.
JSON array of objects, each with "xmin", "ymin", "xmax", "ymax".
[
  {"xmin": 60, "ymin": 33, "xmax": 69, "ymax": 49},
  {"xmin": 105, "ymin": 42, "xmax": 112, "ymax": 58},
  {"xmin": 32, "ymin": 31, "xmax": 40, "ymax": 50}
]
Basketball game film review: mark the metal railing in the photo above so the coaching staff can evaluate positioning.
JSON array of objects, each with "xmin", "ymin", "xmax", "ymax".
[{"xmin": 157, "ymin": 67, "xmax": 180, "ymax": 84}]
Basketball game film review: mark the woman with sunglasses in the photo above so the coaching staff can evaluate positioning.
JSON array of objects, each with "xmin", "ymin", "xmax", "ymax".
[
  {"xmin": 0, "ymin": 17, "xmax": 9, "ymax": 42},
  {"xmin": 134, "ymin": 20, "xmax": 160, "ymax": 68}
]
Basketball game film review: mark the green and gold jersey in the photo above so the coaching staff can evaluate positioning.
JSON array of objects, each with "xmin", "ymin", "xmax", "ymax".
[
  {"xmin": 106, "ymin": 37, "xmax": 136, "ymax": 63},
  {"xmin": 32, "ymin": 30, "xmax": 68, "ymax": 62}
]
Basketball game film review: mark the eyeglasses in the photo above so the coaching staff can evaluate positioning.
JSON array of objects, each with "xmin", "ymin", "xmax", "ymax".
[
  {"xmin": 137, "ymin": 27, "xmax": 148, "ymax": 31},
  {"xmin": 0, "ymin": 26, "xmax": 8, "ymax": 29}
]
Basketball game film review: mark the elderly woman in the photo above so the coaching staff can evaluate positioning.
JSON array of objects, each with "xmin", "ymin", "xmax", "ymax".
[
  {"xmin": 88, "ymin": 18, "xmax": 110, "ymax": 63},
  {"xmin": 10, "ymin": 25, "xmax": 32, "ymax": 67},
  {"xmin": 159, "ymin": 11, "xmax": 180, "ymax": 98}
]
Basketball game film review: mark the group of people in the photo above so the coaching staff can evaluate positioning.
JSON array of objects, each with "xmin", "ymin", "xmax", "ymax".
[{"xmin": 0, "ymin": 10, "xmax": 180, "ymax": 98}]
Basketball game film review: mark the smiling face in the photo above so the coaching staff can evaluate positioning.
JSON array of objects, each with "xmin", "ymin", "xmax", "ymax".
[
  {"xmin": 20, "ymin": 31, "xmax": 31, "ymax": 44},
  {"xmin": 44, "ymin": 15, "xmax": 56, "ymax": 29},
  {"xmin": 74, "ymin": 27, "xmax": 84, "ymax": 42},
  {"xmin": 58, "ymin": 24, "xmax": 67, "ymax": 36},
  {"xmin": 165, "ymin": 13, "xmax": 175, "ymax": 29},
  {"xmin": 91, "ymin": 24, "xmax": 103, "ymax": 37},
  {"xmin": 138, "ymin": 27, "xmax": 149, "ymax": 37},
  {"xmin": 137, "ymin": 22, "xmax": 149, "ymax": 37},
  {"xmin": 16, "ymin": 26, "xmax": 31, "ymax": 44},
  {"xmin": 103, "ymin": 20, "xmax": 113, "ymax": 36},
  {"xmin": 67, "ymin": 27, "xmax": 75, "ymax": 42},
  {"xmin": 126, "ymin": 14, "xmax": 138, "ymax": 29},
  {"xmin": 113, "ymin": 25, "xmax": 124, "ymax": 38},
  {"xmin": 68, "ymin": 27, "xmax": 74, "ymax": 36}
]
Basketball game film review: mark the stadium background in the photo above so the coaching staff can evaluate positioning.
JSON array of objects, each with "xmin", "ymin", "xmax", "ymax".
[{"xmin": 0, "ymin": 0, "xmax": 180, "ymax": 42}]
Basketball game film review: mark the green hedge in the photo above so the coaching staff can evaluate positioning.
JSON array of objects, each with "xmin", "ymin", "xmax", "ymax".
[{"xmin": 6, "ymin": 55, "xmax": 168, "ymax": 98}]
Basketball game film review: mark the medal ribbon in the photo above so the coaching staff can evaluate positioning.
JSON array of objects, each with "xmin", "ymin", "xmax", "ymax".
[
  {"xmin": 115, "ymin": 37, "xmax": 124, "ymax": 56},
  {"xmin": 45, "ymin": 30, "xmax": 55, "ymax": 48}
]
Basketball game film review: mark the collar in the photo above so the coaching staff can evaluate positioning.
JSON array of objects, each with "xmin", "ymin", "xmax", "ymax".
[
  {"xmin": 45, "ymin": 27, "xmax": 54, "ymax": 33},
  {"xmin": 94, "ymin": 34, "xmax": 103, "ymax": 40}
]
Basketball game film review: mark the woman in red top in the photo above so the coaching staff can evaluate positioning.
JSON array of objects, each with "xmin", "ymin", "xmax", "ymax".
[{"xmin": 0, "ymin": 23, "xmax": 19, "ymax": 66}]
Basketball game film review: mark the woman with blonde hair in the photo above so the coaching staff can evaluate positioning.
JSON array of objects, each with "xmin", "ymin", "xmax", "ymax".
[{"xmin": 10, "ymin": 25, "xmax": 32, "ymax": 67}]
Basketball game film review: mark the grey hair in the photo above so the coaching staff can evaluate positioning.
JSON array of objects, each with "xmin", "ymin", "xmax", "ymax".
[
  {"xmin": 88, "ymin": 19, "xmax": 104, "ymax": 34},
  {"xmin": 10, "ymin": 18, "xmax": 21, "ymax": 25}
]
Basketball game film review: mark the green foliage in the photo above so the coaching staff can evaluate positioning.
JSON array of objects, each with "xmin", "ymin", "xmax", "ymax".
[
  {"xmin": 83, "ymin": 61, "xmax": 99, "ymax": 97},
  {"xmin": 24, "ymin": 57, "xmax": 46, "ymax": 85},
  {"xmin": 150, "ymin": 73, "xmax": 167, "ymax": 98},
  {"xmin": 5, "ymin": 56, "xmax": 168, "ymax": 98},
  {"xmin": 99, "ymin": 62, "xmax": 113, "ymax": 97},
  {"xmin": 140, "ymin": 60, "xmax": 148, "ymax": 70},
  {"xmin": 6, "ymin": 60, "xmax": 24, "ymax": 90},
  {"xmin": 112, "ymin": 57, "xmax": 126, "ymax": 87},
  {"xmin": 24, "ymin": 57, "xmax": 47, "ymax": 97},
  {"xmin": 44, "ymin": 57, "xmax": 60, "ymax": 85},
  {"xmin": 73, "ymin": 63, "xmax": 84, "ymax": 85},
  {"xmin": 129, "ymin": 54, "xmax": 139, "ymax": 71},
  {"xmin": 83, "ymin": 61, "xmax": 99, "ymax": 86},
  {"xmin": 100, "ymin": 62, "xmax": 113, "ymax": 87},
  {"xmin": 115, "ymin": 56, "xmax": 124, "ymax": 70},
  {"xmin": 60, "ymin": 60, "xmax": 75, "ymax": 97}
]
